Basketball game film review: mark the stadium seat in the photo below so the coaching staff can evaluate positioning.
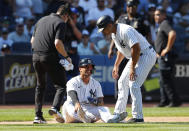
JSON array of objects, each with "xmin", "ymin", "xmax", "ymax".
[{"xmin": 11, "ymin": 42, "xmax": 32, "ymax": 54}]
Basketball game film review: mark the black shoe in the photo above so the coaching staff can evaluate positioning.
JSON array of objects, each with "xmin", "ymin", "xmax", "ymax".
[
  {"xmin": 127, "ymin": 118, "xmax": 144, "ymax": 123},
  {"xmin": 167, "ymin": 102, "xmax": 182, "ymax": 107},
  {"xmin": 33, "ymin": 116, "xmax": 47, "ymax": 124},
  {"xmin": 48, "ymin": 107, "xmax": 64, "ymax": 123},
  {"xmin": 156, "ymin": 103, "xmax": 169, "ymax": 107}
]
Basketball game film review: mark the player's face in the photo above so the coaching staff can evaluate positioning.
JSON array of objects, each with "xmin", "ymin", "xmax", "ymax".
[
  {"xmin": 102, "ymin": 24, "xmax": 112, "ymax": 36},
  {"xmin": 154, "ymin": 10, "xmax": 165, "ymax": 24},
  {"xmin": 127, "ymin": 5, "xmax": 137, "ymax": 16},
  {"xmin": 79, "ymin": 64, "xmax": 93, "ymax": 78}
]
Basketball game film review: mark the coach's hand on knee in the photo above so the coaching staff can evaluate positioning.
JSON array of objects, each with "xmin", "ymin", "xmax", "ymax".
[
  {"xmin": 130, "ymin": 68, "xmax": 137, "ymax": 81},
  {"xmin": 112, "ymin": 67, "xmax": 119, "ymax": 79}
]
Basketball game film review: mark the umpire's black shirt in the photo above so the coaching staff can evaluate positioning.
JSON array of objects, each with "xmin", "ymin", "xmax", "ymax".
[
  {"xmin": 32, "ymin": 13, "xmax": 66, "ymax": 60},
  {"xmin": 154, "ymin": 20, "xmax": 172, "ymax": 54},
  {"xmin": 117, "ymin": 13, "xmax": 149, "ymax": 37}
]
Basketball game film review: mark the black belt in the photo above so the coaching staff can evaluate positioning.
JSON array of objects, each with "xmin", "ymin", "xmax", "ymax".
[
  {"xmin": 140, "ymin": 46, "xmax": 153, "ymax": 56},
  {"xmin": 33, "ymin": 51, "xmax": 57, "ymax": 55}
]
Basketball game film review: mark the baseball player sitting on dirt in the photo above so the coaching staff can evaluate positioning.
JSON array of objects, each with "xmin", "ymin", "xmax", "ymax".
[{"xmin": 62, "ymin": 58, "xmax": 112, "ymax": 123}]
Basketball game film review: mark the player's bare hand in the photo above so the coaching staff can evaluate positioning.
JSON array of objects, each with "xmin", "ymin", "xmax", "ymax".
[
  {"xmin": 112, "ymin": 66, "xmax": 119, "ymax": 79},
  {"xmin": 66, "ymin": 57, "xmax": 72, "ymax": 64},
  {"xmin": 129, "ymin": 68, "xmax": 137, "ymax": 81},
  {"xmin": 74, "ymin": 102, "xmax": 82, "ymax": 112},
  {"xmin": 68, "ymin": 16, "xmax": 74, "ymax": 27},
  {"xmin": 161, "ymin": 48, "xmax": 169, "ymax": 57},
  {"xmin": 156, "ymin": 53, "xmax": 160, "ymax": 58}
]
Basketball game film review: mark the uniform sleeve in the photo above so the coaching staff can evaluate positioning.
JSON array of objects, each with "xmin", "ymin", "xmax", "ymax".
[
  {"xmin": 66, "ymin": 78, "xmax": 78, "ymax": 93},
  {"xmin": 55, "ymin": 23, "xmax": 66, "ymax": 41},
  {"xmin": 124, "ymin": 28, "xmax": 139, "ymax": 48},
  {"xmin": 96, "ymin": 81, "xmax": 104, "ymax": 98},
  {"xmin": 161, "ymin": 21, "xmax": 172, "ymax": 35}
]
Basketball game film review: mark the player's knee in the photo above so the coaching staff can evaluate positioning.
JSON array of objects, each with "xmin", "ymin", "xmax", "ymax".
[
  {"xmin": 118, "ymin": 79, "xmax": 125, "ymax": 90},
  {"xmin": 118, "ymin": 79, "xmax": 123, "ymax": 85},
  {"xmin": 62, "ymin": 102, "xmax": 75, "ymax": 117},
  {"xmin": 64, "ymin": 111, "xmax": 77, "ymax": 123},
  {"xmin": 65, "ymin": 108, "xmax": 75, "ymax": 117},
  {"xmin": 129, "ymin": 81, "xmax": 141, "ymax": 89}
]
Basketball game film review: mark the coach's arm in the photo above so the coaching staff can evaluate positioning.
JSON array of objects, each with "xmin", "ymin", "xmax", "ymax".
[{"xmin": 130, "ymin": 43, "xmax": 141, "ymax": 81}]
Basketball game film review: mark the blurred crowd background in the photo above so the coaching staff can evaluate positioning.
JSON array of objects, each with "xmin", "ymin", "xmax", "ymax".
[{"xmin": 0, "ymin": 0, "xmax": 189, "ymax": 56}]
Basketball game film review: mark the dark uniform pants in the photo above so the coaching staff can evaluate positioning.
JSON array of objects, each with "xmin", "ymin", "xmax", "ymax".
[
  {"xmin": 158, "ymin": 54, "xmax": 180, "ymax": 104},
  {"xmin": 33, "ymin": 54, "xmax": 67, "ymax": 117}
]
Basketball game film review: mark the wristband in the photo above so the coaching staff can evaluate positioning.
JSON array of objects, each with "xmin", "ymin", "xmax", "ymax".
[{"xmin": 65, "ymin": 55, "xmax": 69, "ymax": 59}]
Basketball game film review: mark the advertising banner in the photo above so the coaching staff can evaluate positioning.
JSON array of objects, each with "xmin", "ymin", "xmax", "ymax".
[
  {"xmin": 3, "ymin": 54, "xmax": 36, "ymax": 103},
  {"xmin": 1, "ymin": 54, "xmax": 189, "ymax": 104}
]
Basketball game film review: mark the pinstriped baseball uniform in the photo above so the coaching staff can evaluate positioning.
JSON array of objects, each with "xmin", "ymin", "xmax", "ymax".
[
  {"xmin": 112, "ymin": 23, "xmax": 156, "ymax": 119},
  {"xmin": 62, "ymin": 75, "xmax": 111, "ymax": 123}
]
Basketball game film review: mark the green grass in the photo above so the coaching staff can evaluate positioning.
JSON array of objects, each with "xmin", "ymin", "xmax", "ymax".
[
  {"xmin": 0, "ymin": 108, "xmax": 50, "ymax": 122},
  {"xmin": 143, "ymin": 107, "xmax": 189, "ymax": 117},
  {"xmin": 144, "ymin": 78, "xmax": 160, "ymax": 92},
  {"xmin": 0, "ymin": 107, "xmax": 189, "ymax": 121},
  {"xmin": 0, "ymin": 107, "xmax": 189, "ymax": 131},
  {"xmin": 1, "ymin": 123, "xmax": 189, "ymax": 131}
]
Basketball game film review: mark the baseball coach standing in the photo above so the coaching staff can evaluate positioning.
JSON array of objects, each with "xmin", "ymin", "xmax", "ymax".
[
  {"xmin": 97, "ymin": 15, "xmax": 157, "ymax": 123},
  {"xmin": 31, "ymin": 4, "xmax": 72, "ymax": 124}
]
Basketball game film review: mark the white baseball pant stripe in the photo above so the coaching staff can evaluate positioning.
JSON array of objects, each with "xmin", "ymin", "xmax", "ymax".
[
  {"xmin": 62, "ymin": 101, "xmax": 111, "ymax": 123},
  {"xmin": 114, "ymin": 48, "xmax": 156, "ymax": 119}
]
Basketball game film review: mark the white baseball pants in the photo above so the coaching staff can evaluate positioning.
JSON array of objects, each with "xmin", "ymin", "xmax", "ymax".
[
  {"xmin": 62, "ymin": 101, "xmax": 111, "ymax": 123},
  {"xmin": 114, "ymin": 47, "xmax": 156, "ymax": 119}
]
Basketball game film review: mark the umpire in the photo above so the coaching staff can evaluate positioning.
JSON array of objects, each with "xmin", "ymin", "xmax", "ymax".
[
  {"xmin": 31, "ymin": 4, "xmax": 72, "ymax": 124},
  {"xmin": 154, "ymin": 8, "xmax": 181, "ymax": 107}
]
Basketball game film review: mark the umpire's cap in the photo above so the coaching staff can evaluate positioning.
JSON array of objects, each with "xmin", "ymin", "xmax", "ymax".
[{"xmin": 96, "ymin": 15, "xmax": 113, "ymax": 32}]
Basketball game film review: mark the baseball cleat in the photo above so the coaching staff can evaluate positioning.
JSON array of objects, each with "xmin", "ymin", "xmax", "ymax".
[
  {"xmin": 156, "ymin": 102, "xmax": 169, "ymax": 107},
  {"xmin": 167, "ymin": 102, "xmax": 182, "ymax": 107},
  {"xmin": 107, "ymin": 112, "xmax": 127, "ymax": 123},
  {"xmin": 77, "ymin": 108, "xmax": 91, "ymax": 123},
  {"xmin": 48, "ymin": 107, "xmax": 64, "ymax": 123},
  {"xmin": 127, "ymin": 118, "xmax": 144, "ymax": 123},
  {"xmin": 33, "ymin": 116, "xmax": 47, "ymax": 124}
]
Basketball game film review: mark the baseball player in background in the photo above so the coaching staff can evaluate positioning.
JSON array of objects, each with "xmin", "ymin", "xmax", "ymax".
[
  {"xmin": 62, "ymin": 58, "xmax": 112, "ymax": 123},
  {"xmin": 96, "ymin": 15, "xmax": 157, "ymax": 123}
]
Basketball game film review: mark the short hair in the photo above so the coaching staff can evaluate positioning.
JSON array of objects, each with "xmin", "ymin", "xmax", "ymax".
[
  {"xmin": 156, "ymin": 8, "xmax": 166, "ymax": 15},
  {"xmin": 57, "ymin": 3, "xmax": 71, "ymax": 16}
]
